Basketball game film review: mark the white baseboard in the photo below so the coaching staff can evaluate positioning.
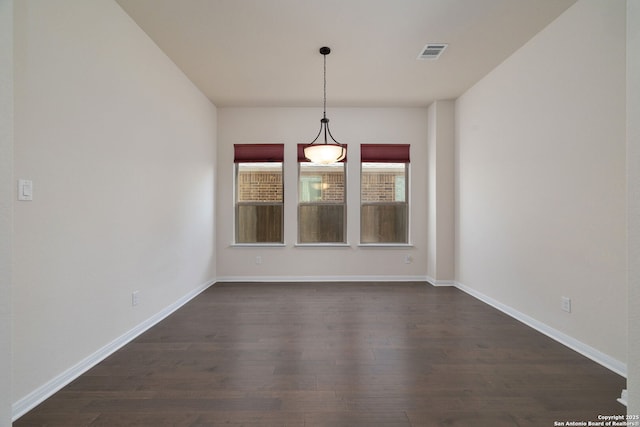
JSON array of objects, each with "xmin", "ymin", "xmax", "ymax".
[
  {"xmin": 425, "ymin": 276, "xmax": 456, "ymax": 287},
  {"xmin": 453, "ymin": 281, "xmax": 627, "ymax": 378},
  {"xmin": 617, "ymin": 389, "xmax": 628, "ymax": 406},
  {"xmin": 215, "ymin": 275, "xmax": 429, "ymax": 283},
  {"xmin": 12, "ymin": 279, "xmax": 215, "ymax": 421}
]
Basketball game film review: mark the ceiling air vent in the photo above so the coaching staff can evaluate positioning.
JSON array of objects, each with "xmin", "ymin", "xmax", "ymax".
[{"xmin": 417, "ymin": 43, "xmax": 448, "ymax": 60}]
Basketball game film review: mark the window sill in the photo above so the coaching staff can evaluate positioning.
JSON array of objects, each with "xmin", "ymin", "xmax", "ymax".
[
  {"xmin": 294, "ymin": 243, "xmax": 352, "ymax": 248},
  {"xmin": 358, "ymin": 243, "xmax": 414, "ymax": 248},
  {"xmin": 229, "ymin": 243, "xmax": 287, "ymax": 248}
]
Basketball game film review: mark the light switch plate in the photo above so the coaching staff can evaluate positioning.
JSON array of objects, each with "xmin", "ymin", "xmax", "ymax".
[{"xmin": 18, "ymin": 179, "xmax": 33, "ymax": 201}]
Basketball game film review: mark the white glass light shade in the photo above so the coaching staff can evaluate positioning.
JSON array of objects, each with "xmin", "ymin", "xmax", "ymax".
[{"xmin": 304, "ymin": 144, "xmax": 346, "ymax": 164}]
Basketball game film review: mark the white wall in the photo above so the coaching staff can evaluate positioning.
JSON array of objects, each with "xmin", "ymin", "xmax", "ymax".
[
  {"xmin": 455, "ymin": 0, "xmax": 627, "ymax": 368},
  {"xmin": 427, "ymin": 100, "xmax": 455, "ymax": 284},
  {"xmin": 0, "ymin": 1, "xmax": 13, "ymax": 425},
  {"xmin": 12, "ymin": 0, "xmax": 217, "ymax": 415},
  {"xmin": 627, "ymin": 0, "xmax": 640, "ymax": 415},
  {"xmin": 216, "ymin": 107, "xmax": 428, "ymax": 280}
]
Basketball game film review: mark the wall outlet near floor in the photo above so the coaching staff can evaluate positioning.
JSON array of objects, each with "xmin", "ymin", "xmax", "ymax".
[
  {"xmin": 561, "ymin": 296, "xmax": 571, "ymax": 313},
  {"xmin": 255, "ymin": 256, "xmax": 262, "ymax": 265},
  {"xmin": 132, "ymin": 290, "xmax": 140, "ymax": 307},
  {"xmin": 404, "ymin": 254, "xmax": 413, "ymax": 264}
]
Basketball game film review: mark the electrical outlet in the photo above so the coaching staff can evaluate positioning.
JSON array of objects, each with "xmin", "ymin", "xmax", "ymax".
[
  {"xmin": 561, "ymin": 296, "xmax": 571, "ymax": 313},
  {"xmin": 404, "ymin": 254, "xmax": 413, "ymax": 264},
  {"xmin": 132, "ymin": 291, "xmax": 140, "ymax": 307},
  {"xmin": 255, "ymin": 256, "xmax": 262, "ymax": 265}
]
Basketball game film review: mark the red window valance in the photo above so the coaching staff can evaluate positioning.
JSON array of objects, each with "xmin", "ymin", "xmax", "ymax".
[
  {"xmin": 234, "ymin": 144, "xmax": 284, "ymax": 163},
  {"xmin": 360, "ymin": 144, "xmax": 410, "ymax": 163},
  {"xmin": 297, "ymin": 144, "xmax": 348, "ymax": 163}
]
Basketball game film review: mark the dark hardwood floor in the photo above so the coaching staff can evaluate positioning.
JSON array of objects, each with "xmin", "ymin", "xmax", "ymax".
[{"xmin": 14, "ymin": 282, "xmax": 626, "ymax": 426}]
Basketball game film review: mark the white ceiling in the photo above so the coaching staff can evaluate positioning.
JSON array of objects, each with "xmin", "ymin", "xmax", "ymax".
[{"xmin": 115, "ymin": 0, "xmax": 577, "ymax": 107}]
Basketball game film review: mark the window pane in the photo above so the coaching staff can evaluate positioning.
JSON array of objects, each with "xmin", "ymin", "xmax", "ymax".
[
  {"xmin": 361, "ymin": 162, "xmax": 408, "ymax": 243},
  {"xmin": 298, "ymin": 162, "xmax": 346, "ymax": 243},
  {"xmin": 360, "ymin": 203, "xmax": 407, "ymax": 243},
  {"xmin": 237, "ymin": 163, "xmax": 283, "ymax": 202},
  {"xmin": 299, "ymin": 204, "xmax": 345, "ymax": 243},
  {"xmin": 299, "ymin": 163, "xmax": 344, "ymax": 202},
  {"xmin": 235, "ymin": 162, "xmax": 283, "ymax": 243},
  {"xmin": 361, "ymin": 163, "xmax": 406, "ymax": 202},
  {"xmin": 236, "ymin": 204, "xmax": 283, "ymax": 243}
]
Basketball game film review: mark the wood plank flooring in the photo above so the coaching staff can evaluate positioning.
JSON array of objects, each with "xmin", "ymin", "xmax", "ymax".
[{"xmin": 14, "ymin": 282, "xmax": 626, "ymax": 426}]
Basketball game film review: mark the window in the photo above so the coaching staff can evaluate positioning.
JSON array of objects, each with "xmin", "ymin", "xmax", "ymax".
[
  {"xmin": 234, "ymin": 144, "xmax": 284, "ymax": 243},
  {"xmin": 360, "ymin": 144, "xmax": 410, "ymax": 244},
  {"xmin": 298, "ymin": 144, "xmax": 346, "ymax": 243}
]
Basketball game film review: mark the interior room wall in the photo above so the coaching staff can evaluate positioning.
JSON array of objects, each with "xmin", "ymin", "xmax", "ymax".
[
  {"xmin": 216, "ymin": 107, "xmax": 428, "ymax": 281},
  {"xmin": 12, "ymin": 0, "xmax": 217, "ymax": 416},
  {"xmin": 1, "ymin": 1, "xmax": 14, "ymax": 425},
  {"xmin": 627, "ymin": 0, "xmax": 640, "ymax": 415},
  {"xmin": 427, "ymin": 100, "xmax": 455, "ymax": 284},
  {"xmin": 455, "ymin": 0, "xmax": 627, "ymax": 368}
]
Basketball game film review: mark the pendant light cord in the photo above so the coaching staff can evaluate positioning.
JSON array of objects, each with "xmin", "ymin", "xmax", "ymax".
[
  {"xmin": 323, "ymin": 52, "xmax": 327, "ymax": 119},
  {"xmin": 304, "ymin": 45, "xmax": 345, "ymax": 163}
]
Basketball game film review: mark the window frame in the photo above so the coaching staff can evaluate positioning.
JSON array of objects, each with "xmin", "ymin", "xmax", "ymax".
[
  {"xmin": 359, "ymin": 144, "xmax": 411, "ymax": 245},
  {"xmin": 296, "ymin": 144, "xmax": 347, "ymax": 245},
  {"xmin": 233, "ymin": 144, "xmax": 285, "ymax": 245}
]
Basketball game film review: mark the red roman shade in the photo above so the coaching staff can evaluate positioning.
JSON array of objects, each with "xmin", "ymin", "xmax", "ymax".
[
  {"xmin": 360, "ymin": 144, "xmax": 410, "ymax": 163},
  {"xmin": 297, "ymin": 144, "xmax": 347, "ymax": 162},
  {"xmin": 234, "ymin": 144, "xmax": 284, "ymax": 163}
]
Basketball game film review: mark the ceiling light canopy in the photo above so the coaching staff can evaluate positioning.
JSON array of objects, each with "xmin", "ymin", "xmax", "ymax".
[{"xmin": 304, "ymin": 47, "xmax": 346, "ymax": 165}]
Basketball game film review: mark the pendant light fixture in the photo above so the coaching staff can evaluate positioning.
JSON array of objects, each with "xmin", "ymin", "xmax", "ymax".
[{"xmin": 304, "ymin": 46, "xmax": 346, "ymax": 164}]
